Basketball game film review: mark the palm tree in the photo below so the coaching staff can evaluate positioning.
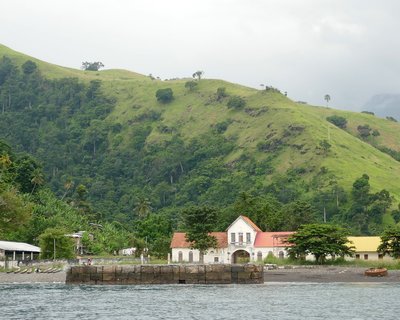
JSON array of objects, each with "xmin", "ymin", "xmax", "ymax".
[
  {"xmin": 192, "ymin": 70, "xmax": 204, "ymax": 81},
  {"xmin": 324, "ymin": 94, "xmax": 331, "ymax": 107},
  {"xmin": 30, "ymin": 169, "xmax": 45, "ymax": 195},
  {"xmin": 134, "ymin": 197, "xmax": 152, "ymax": 219}
]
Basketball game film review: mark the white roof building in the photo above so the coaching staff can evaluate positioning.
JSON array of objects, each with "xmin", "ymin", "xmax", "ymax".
[{"xmin": 0, "ymin": 240, "xmax": 41, "ymax": 261}]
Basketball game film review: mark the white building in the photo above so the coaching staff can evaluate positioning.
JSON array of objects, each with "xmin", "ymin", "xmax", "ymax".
[
  {"xmin": 0, "ymin": 240, "xmax": 41, "ymax": 267},
  {"xmin": 170, "ymin": 215, "xmax": 294, "ymax": 263}
]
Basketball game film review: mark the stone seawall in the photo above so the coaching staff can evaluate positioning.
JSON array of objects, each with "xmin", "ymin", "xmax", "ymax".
[{"xmin": 66, "ymin": 264, "xmax": 263, "ymax": 285}]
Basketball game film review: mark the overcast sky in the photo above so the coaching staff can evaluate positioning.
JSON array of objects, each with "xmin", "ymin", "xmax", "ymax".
[{"xmin": 1, "ymin": 0, "xmax": 399, "ymax": 110}]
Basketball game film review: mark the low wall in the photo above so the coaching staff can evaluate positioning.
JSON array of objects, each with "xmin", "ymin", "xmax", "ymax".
[{"xmin": 66, "ymin": 264, "xmax": 263, "ymax": 285}]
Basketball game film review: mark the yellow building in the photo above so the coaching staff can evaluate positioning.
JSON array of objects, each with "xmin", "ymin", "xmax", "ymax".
[{"xmin": 347, "ymin": 237, "xmax": 390, "ymax": 261}]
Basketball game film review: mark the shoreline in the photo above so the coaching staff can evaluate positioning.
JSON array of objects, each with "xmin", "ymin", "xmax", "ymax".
[
  {"xmin": 264, "ymin": 266, "xmax": 400, "ymax": 283},
  {"xmin": 1, "ymin": 266, "xmax": 400, "ymax": 284}
]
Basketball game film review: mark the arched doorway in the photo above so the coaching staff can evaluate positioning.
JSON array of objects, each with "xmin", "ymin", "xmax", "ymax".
[{"xmin": 232, "ymin": 250, "xmax": 250, "ymax": 264}]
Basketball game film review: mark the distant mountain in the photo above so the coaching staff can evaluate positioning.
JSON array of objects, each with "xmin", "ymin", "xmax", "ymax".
[{"xmin": 363, "ymin": 94, "xmax": 400, "ymax": 121}]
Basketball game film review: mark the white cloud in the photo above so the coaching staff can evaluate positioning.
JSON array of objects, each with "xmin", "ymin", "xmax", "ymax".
[{"xmin": 0, "ymin": 0, "xmax": 399, "ymax": 110}]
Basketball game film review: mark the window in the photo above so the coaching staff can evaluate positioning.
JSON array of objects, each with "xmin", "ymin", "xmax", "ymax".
[
  {"xmin": 178, "ymin": 251, "xmax": 183, "ymax": 262},
  {"xmin": 364, "ymin": 254, "xmax": 368, "ymax": 260},
  {"xmin": 246, "ymin": 233, "xmax": 251, "ymax": 243},
  {"xmin": 239, "ymin": 233, "xmax": 243, "ymax": 244},
  {"xmin": 189, "ymin": 251, "xmax": 193, "ymax": 263},
  {"xmin": 231, "ymin": 233, "xmax": 236, "ymax": 244},
  {"xmin": 257, "ymin": 251, "xmax": 262, "ymax": 261},
  {"xmin": 214, "ymin": 257, "xmax": 219, "ymax": 263},
  {"xmin": 355, "ymin": 254, "xmax": 360, "ymax": 259},
  {"xmin": 378, "ymin": 254, "xmax": 383, "ymax": 260},
  {"xmin": 279, "ymin": 251, "xmax": 284, "ymax": 259}
]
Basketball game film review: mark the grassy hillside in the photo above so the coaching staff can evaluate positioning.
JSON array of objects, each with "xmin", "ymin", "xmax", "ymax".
[{"xmin": 1, "ymin": 43, "xmax": 400, "ymax": 236}]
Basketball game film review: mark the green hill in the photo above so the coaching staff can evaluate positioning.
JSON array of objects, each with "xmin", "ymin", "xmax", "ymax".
[{"xmin": 1, "ymin": 43, "xmax": 400, "ymax": 237}]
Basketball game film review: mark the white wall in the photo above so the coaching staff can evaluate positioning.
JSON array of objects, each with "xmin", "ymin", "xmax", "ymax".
[
  {"xmin": 227, "ymin": 218, "xmax": 257, "ymax": 246},
  {"xmin": 171, "ymin": 248, "xmax": 227, "ymax": 263}
]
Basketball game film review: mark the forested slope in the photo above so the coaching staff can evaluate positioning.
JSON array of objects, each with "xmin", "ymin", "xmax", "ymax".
[{"xmin": 1, "ymin": 43, "xmax": 400, "ymax": 246}]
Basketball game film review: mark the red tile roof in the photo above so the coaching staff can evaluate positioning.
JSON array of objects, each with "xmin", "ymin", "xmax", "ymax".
[
  {"xmin": 254, "ymin": 232, "xmax": 294, "ymax": 247},
  {"xmin": 241, "ymin": 216, "xmax": 262, "ymax": 232},
  {"xmin": 170, "ymin": 232, "xmax": 228, "ymax": 248}
]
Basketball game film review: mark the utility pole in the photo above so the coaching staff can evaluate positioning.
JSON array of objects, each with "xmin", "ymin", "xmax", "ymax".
[
  {"xmin": 323, "ymin": 207, "xmax": 327, "ymax": 223},
  {"xmin": 53, "ymin": 238, "xmax": 56, "ymax": 261}
]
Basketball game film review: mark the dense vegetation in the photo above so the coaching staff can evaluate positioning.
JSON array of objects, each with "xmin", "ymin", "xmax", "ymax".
[{"xmin": 1, "ymin": 44, "xmax": 400, "ymax": 258}]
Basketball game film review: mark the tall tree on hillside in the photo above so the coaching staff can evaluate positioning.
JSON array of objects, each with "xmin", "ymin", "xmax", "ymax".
[
  {"xmin": 192, "ymin": 70, "xmax": 204, "ymax": 81},
  {"xmin": 30, "ymin": 168, "xmax": 45, "ymax": 195},
  {"xmin": 134, "ymin": 196, "xmax": 152, "ymax": 219},
  {"xmin": 324, "ymin": 94, "xmax": 331, "ymax": 106},
  {"xmin": 183, "ymin": 206, "xmax": 218, "ymax": 261}
]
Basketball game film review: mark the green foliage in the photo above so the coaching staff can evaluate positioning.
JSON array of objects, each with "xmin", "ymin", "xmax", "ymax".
[
  {"xmin": 216, "ymin": 87, "xmax": 227, "ymax": 101},
  {"xmin": 81, "ymin": 61, "xmax": 104, "ymax": 71},
  {"xmin": 184, "ymin": 80, "xmax": 198, "ymax": 91},
  {"xmin": 182, "ymin": 206, "xmax": 218, "ymax": 254},
  {"xmin": 357, "ymin": 124, "xmax": 372, "ymax": 138},
  {"xmin": 39, "ymin": 227, "xmax": 75, "ymax": 259},
  {"xmin": 0, "ymin": 49, "xmax": 400, "ymax": 248},
  {"xmin": 287, "ymin": 223, "xmax": 354, "ymax": 263},
  {"xmin": 227, "ymin": 95, "xmax": 246, "ymax": 109},
  {"xmin": 378, "ymin": 225, "xmax": 400, "ymax": 259},
  {"xmin": 155, "ymin": 88, "xmax": 174, "ymax": 103},
  {"xmin": 326, "ymin": 115, "xmax": 347, "ymax": 128},
  {"xmin": 0, "ymin": 188, "xmax": 32, "ymax": 239},
  {"xmin": 22, "ymin": 60, "xmax": 37, "ymax": 75}
]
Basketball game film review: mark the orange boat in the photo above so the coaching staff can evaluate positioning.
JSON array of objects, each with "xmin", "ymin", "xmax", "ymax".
[{"xmin": 364, "ymin": 268, "xmax": 388, "ymax": 277}]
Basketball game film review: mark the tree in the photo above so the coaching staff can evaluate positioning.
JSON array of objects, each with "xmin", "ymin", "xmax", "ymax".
[
  {"xmin": 81, "ymin": 61, "xmax": 104, "ymax": 71},
  {"xmin": 287, "ymin": 224, "xmax": 354, "ymax": 263},
  {"xmin": 283, "ymin": 200, "xmax": 317, "ymax": 231},
  {"xmin": 182, "ymin": 206, "xmax": 218, "ymax": 257},
  {"xmin": 326, "ymin": 115, "xmax": 347, "ymax": 129},
  {"xmin": 39, "ymin": 227, "xmax": 75, "ymax": 259},
  {"xmin": 134, "ymin": 196, "xmax": 152, "ymax": 219},
  {"xmin": 192, "ymin": 70, "xmax": 204, "ymax": 81},
  {"xmin": 185, "ymin": 80, "xmax": 198, "ymax": 91},
  {"xmin": 0, "ymin": 188, "xmax": 32, "ymax": 238},
  {"xmin": 378, "ymin": 225, "xmax": 400, "ymax": 259},
  {"xmin": 227, "ymin": 96, "xmax": 246, "ymax": 109},
  {"xmin": 352, "ymin": 174, "xmax": 370, "ymax": 207},
  {"xmin": 30, "ymin": 168, "xmax": 45, "ymax": 195},
  {"xmin": 324, "ymin": 94, "xmax": 331, "ymax": 106},
  {"xmin": 155, "ymin": 88, "xmax": 174, "ymax": 103},
  {"xmin": 22, "ymin": 60, "xmax": 37, "ymax": 75}
]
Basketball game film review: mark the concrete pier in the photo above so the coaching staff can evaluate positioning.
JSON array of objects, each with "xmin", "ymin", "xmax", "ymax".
[{"xmin": 66, "ymin": 264, "xmax": 263, "ymax": 285}]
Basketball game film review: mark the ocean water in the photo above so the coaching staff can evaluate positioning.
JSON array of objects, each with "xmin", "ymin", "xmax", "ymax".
[{"xmin": 0, "ymin": 282, "xmax": 399, "ymax": 320}]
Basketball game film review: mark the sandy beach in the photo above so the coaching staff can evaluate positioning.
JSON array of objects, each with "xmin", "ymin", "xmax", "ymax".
[
  {"xmin": 264, "ymin": 266, "xmax": 400, "ymax": 282},
  {"xmin": 0, "ymin": 271, "xmax": 66, "ymax": 284}
]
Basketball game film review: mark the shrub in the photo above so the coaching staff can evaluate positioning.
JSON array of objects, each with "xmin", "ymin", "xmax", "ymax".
[
  {"xmin": 216, "ymin": 87, "xmax": 227, "ymax": 101},
  {"xmin": 357, "ymin": 124, "xmax": 371, "ymax": 138},
  {"xmin": 326, "ymin": 115, "xmax": 347, "ymax": 128},
  {"xmin": 227, "ymin": 96, "xmax": 246, "ymax": 109},
  {"xmin": 155, "ymin": 88, "xmax": 174, "ymax": 103}
]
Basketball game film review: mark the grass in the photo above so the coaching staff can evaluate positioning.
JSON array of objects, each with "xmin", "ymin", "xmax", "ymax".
[{"xmin": 1, "ymin": 43, "xmax": 400, "ymax": 202}]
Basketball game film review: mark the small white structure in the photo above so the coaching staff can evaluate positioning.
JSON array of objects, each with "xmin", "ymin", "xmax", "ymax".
[
  {"xmin": 0, "ymin": 240, "xmax": 41, "ymax": 265},
  {"xmin": 170, "ymin": 215, "xmax": 294, "ymax": 263}
]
